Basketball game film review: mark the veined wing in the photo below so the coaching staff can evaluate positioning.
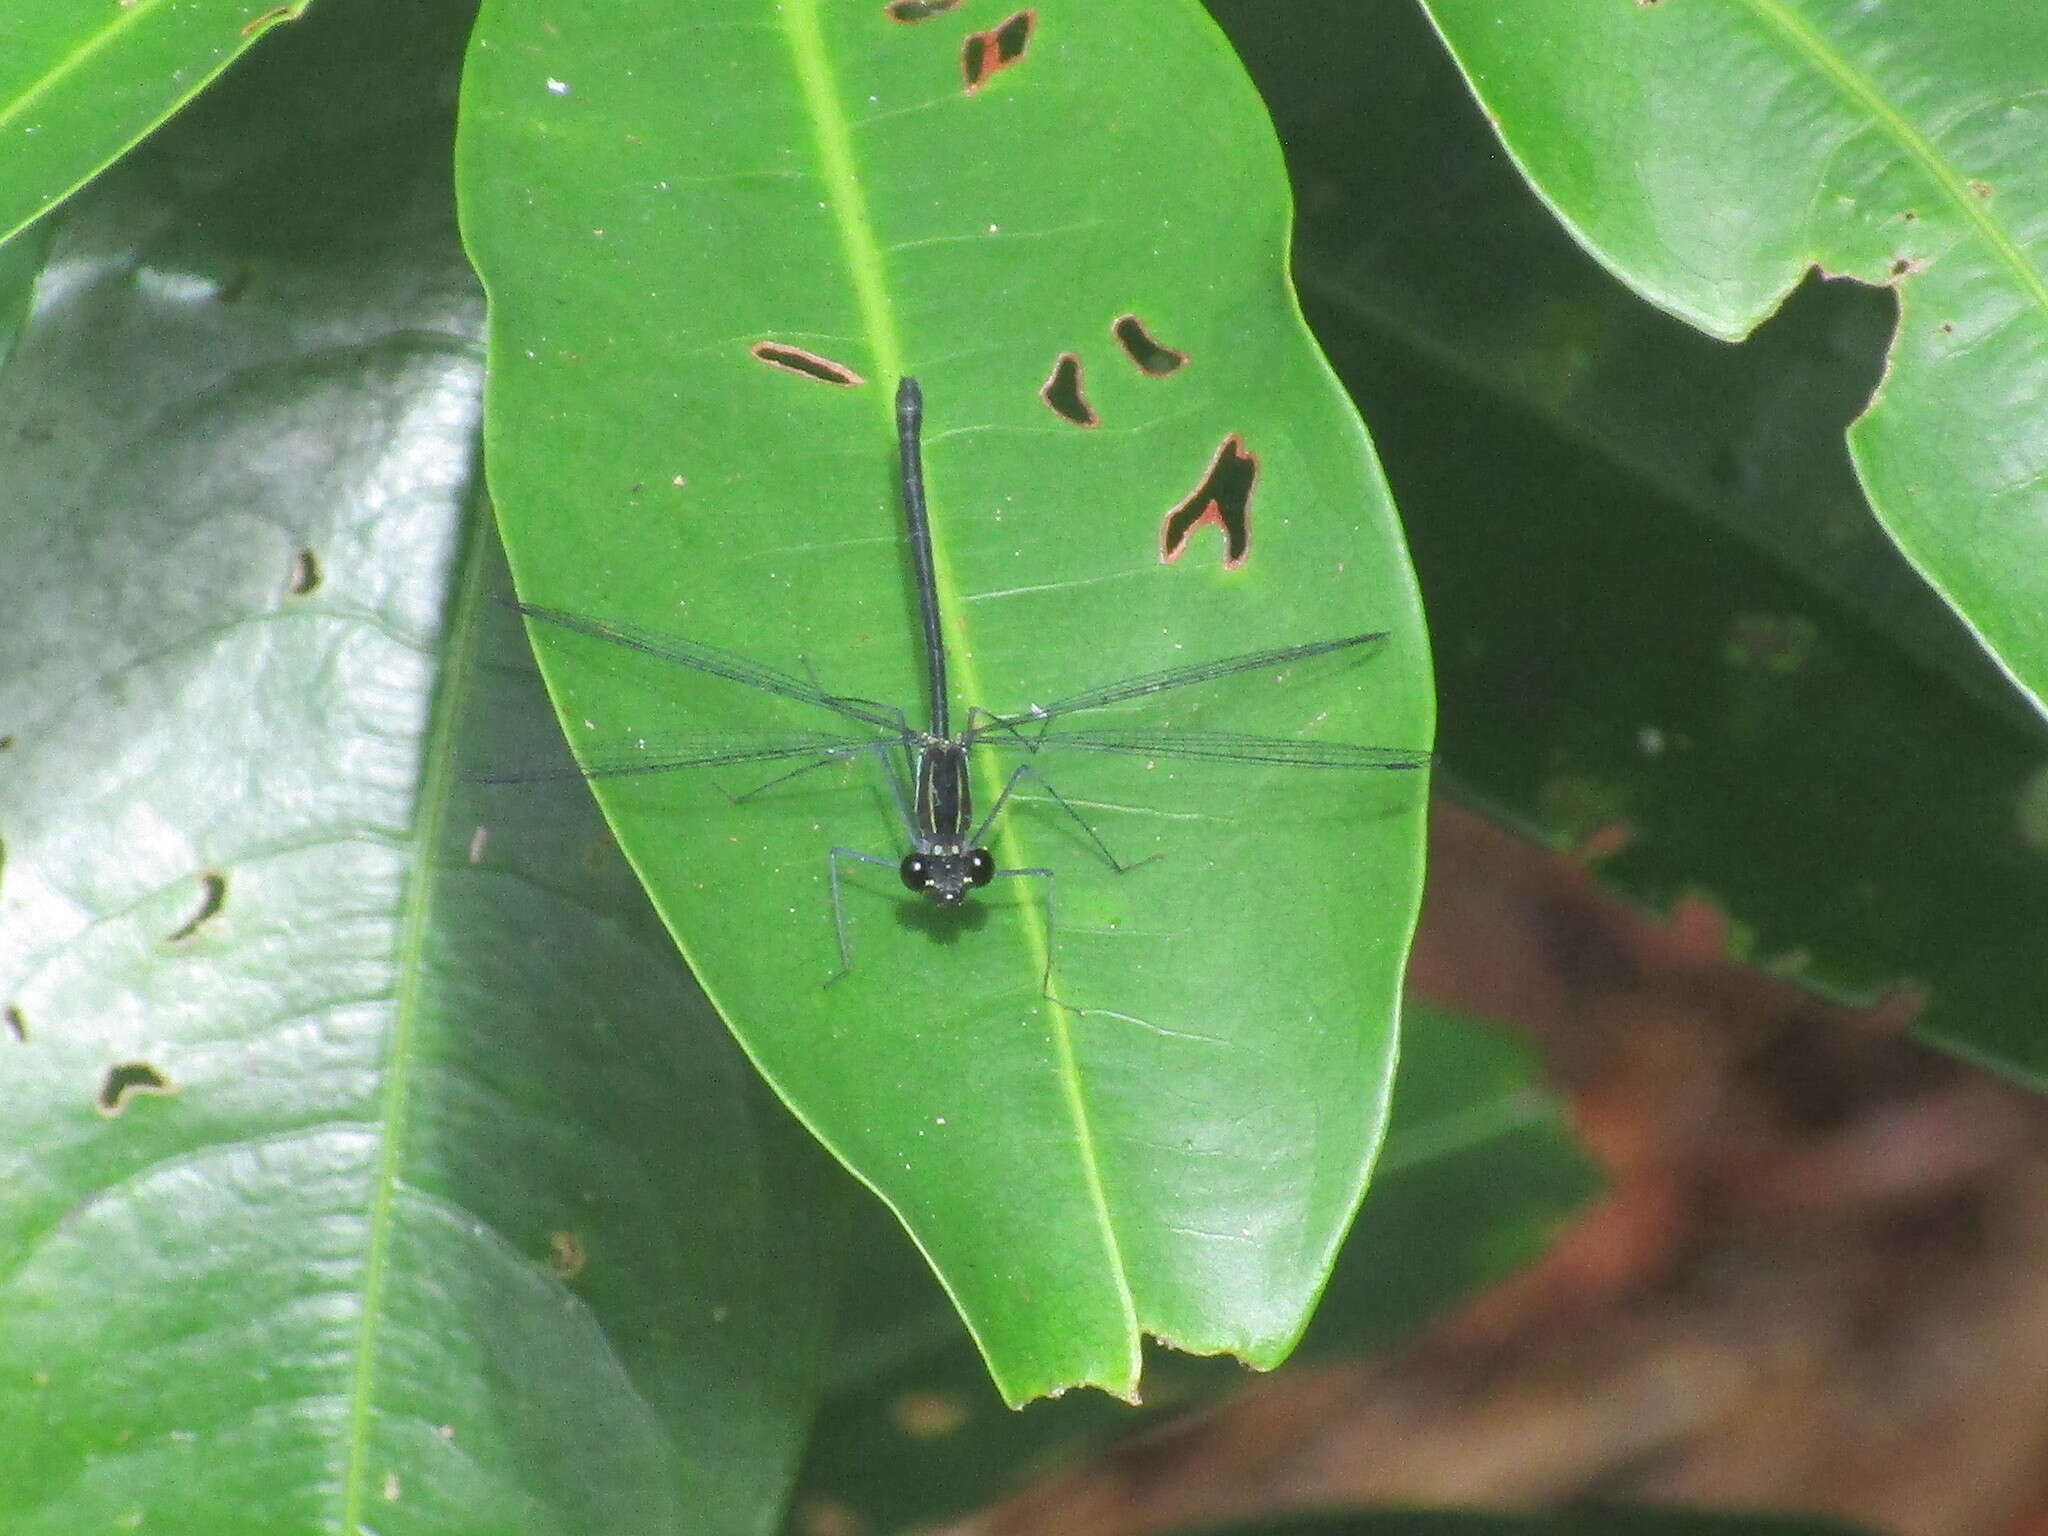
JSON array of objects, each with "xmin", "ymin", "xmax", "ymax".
[
  {"xmin": 473, "ymin": 731, "xmax": 891, "ymax": 785},
  {"xmin": 976, "ymin": 632, "xmax": 1387, "ymax": 733},
  {"xmin": 511, "ymin": 601, "xmax": 908, "ymax": 733},
  {"xmin": 996, "ymin": 726, "xmax": 1432, "ymax": 771}
]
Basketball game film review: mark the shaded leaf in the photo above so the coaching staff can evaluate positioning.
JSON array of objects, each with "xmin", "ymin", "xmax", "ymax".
[
  {"xmin": 1212, "ymin": 0, "xmax": 2048, "ymax": 1093},
  {"xmin": 1417, "ymin": 4, "xmax": 2048, "ymax": 770},
  {"xmin": 0, "ymin": 3, "xmax": 839, "ymax": 1530}
]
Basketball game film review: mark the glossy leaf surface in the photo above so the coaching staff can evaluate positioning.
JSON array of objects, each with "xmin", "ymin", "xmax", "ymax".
[
  {"xmin": 0, "ymin": 0, "xmax": 307, "ymax": 246},
  {"xmin": 1417, "ymin": 9, "xmax": 2048, "ymax": 794},
  {"xmin": 458, "ymin": 0, "xmax": 1433, "ymax": 1402},
  {"xmin": 1417, "ymin": 5, "xmax": 2048, "ymax": 783},
  {"xmin": 1212, "ymin": 0, "xmax": 2048, "ymax": 1092},
  {"xmin": 0, "ymin": 3, "xmax": 838, "ymax": 1530},
  {"xmin": 792, "ymin": 1002, "xmax": 1594, "ymax": 1535}
]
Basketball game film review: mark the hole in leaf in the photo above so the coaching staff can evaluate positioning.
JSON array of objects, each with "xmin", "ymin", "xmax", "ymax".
[
  {"xmin": 749, "ymin": 343, "xmax": 865, "ymax": 387},
  {"xmin": 963, "ymin": 11, "xmax": 1033, "ymax": 93},
  {"xmin": 98, "ymin": 1061, "xmax": 175, "ymax": 1116},
  {"xmin": 885, "ymin": 0, "xmax": 960, "ymax": 19},
  {"xmin": 1113, "ymin": 314, "xmax": 1187, "ymax": 376},
  {"xmin": 167, "ymin": 871, "xmax": 227, "ymax": 942},
  {"xmin": 5, "ymin": 1005, "xmax": 25, "ymax": 1042},
  {"xmin": 993, "ymin": 11, "xmax": 1032, "ymax": 62},
  {"xmin": 1039, "ymin": 353, "xmax": 1098, "ymax": 427},
  {"xmin": 1160, "ymin": 435, "xmax": 1256, "ymax": 570},
  {"xmin": 286, "ymin": 547, "xmax": 321, "ymax": 595}
]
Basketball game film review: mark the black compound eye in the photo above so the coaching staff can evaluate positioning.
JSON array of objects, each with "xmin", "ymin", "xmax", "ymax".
[
  {"xmin": 967, "ymin": 849, "xmax": 996, "ymax": 886},
  {"xmin": 900, "ymin": 855, "xmax": 928, "ymax": 892}
]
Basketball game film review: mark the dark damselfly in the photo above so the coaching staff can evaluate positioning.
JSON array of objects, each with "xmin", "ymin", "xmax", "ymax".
[{"xmin": 495, "ymin": 378, "xmax": 1430, "ymax": 985}]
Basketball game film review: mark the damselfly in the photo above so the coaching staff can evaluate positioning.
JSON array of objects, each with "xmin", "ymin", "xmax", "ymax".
[{"xmin": 495, "ymin": 379, "xmax": 1429, "ymax": 984}]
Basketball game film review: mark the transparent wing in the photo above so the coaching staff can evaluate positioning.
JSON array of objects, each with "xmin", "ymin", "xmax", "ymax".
[
  {"xmin": 511, "ymin": 600, "xmax": 908, "ymax": 733},
  {"xmin": 974, "ymin": 632, "xmax": 1387, "ymax": 734},
  {"xmin": 996, "ymin": 726, "xmax": 1432, "ymax": 771},
  {"xmin": 472, "ymin": 731, "xmax": 889, "ymax": 786}
]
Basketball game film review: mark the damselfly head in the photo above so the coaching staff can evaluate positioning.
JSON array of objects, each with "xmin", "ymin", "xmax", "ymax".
[{"xmin": 901, "ymin": 848, "xmax": 996, "ymax": 906}]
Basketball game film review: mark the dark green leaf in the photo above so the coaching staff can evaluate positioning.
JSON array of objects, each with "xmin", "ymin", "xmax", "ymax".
[
  {"xmin": 0, "ymin": 215, "xmax": 52, "ymax": 366},
  {"xmin": 1299, "ymin": 1003, "xmax": 1597, "ymax": 1358},
  {"xmin": 0, "ymin": 3, "xmax": 839, "ymax": 1530},
  {"xmin": 1212, "ymin": 0, "xmax": 2048, "ymax": 1093},
  {"xmin": 458, "ymin": 0, "xmax": 1434, "ymax": 1401},
  {"xmin": 1415, "ymin": 3, "xmax": 2048, "ymax": 769}
]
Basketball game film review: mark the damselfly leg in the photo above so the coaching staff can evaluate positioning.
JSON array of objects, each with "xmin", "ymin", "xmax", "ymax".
[{"xmin": 491, "ymin": 376, "xmax": 1429, "ymax": 988}]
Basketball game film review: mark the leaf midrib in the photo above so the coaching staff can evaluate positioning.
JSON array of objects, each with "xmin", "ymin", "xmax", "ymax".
[
  {"xmin": 1743, "ymin": 0, "xmax": 2048, "ymax": 320},
  {"xmin": 775, "ymin": 0, "xmax": 1141, "ymax": 1396},
  {"xmin": 336, "ymin": 510, "xmax": 488, "ymax": 1528}
]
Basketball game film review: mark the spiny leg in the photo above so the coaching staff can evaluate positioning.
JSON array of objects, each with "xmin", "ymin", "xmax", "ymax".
[
  {"xmin": 825, "ymin": 846, "xmax": 899, "ymax": 984},
  {"xmin": 965, "ymin": 703, "xmax": 1050, "ymax": 753},
  {"xmin": 718, "ymin": 736, "xmax": 914, "ymax": 809},
  {"xmin": 819, "ymin": 745, "xmax": 925, "ymax": 984},
  {"xmin": 797, "ymin": 653, "xmax": 908, "ymax": 736},
  {"xmin": 993, "ymin": 865, "xmax": 1057, "ymax": 997},
  {"xmin": 715, "ymin": 747, "xmax": 862, "ymax": 806},
  {"xmin": 880, "ymin": 741, "xmax": 919, "ymax": 832},
  {"xmin": 972, "ymin": 761, "xmax": 1157, "ymax": 876}
]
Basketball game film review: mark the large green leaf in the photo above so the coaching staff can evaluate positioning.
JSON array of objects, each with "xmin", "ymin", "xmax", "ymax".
[
  {"xmin": 0, "ymin": 2, "xmax": 839, "ymax": 1530},
  {"xmin": 1416, "ymin": 5, "xmax": 2048, "ymax": 735},
  {"xmin": 457, "ymin": 0, "xmax": 1434, "ymax": 1402},
  {"xmin": 791, "ymin": 1002, "xmax": 1593, "ymax": 1535},
  {"xmin": 1211, "ymin": 0, "xmax": 2048, "ymax": 1092},
  {"xmin": 0, "ymin": 0, "xmax": 309, "ymax": 246}
]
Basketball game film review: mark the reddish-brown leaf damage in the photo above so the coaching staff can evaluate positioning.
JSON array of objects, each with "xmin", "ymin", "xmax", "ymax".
[
  {"xmin": 1040, "ymin": 353, "xmax": 1098, "ymax": 427},
  {"xmin": 1161, "ymin": 435, "xmax": 1257, "ymax": 569},
  {"xmin": 964, "ymin": 11, "xmax": 1034, "ymax": 93},
  {"xmin": 750, "ymin": 343, "xmax": 866, "ymax": 387},
  {"xmin": 1113, "ymin": 314, "xmax": 1187, "ymax": 376}
]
